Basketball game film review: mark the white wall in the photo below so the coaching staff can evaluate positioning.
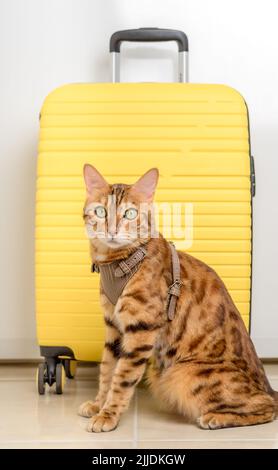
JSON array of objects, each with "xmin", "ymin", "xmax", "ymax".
[{"xmin": 0, "ymin": 0, "xmax": 277, "ymax": 359}]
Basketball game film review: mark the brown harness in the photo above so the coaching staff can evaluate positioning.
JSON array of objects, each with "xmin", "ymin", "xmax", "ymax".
[{"xmin": 91, "ymin": 242, "xmax": 182, "ymax": 320}]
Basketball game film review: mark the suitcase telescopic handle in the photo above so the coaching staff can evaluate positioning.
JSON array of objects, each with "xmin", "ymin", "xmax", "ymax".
[{"xmin": 110, "ymin": 28, "xmax": 189, "ymax": 83}]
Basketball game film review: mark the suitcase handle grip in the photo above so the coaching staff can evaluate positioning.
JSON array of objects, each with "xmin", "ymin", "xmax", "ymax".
[
  {"xmin": 110, "ymin": 28, "xmax": 188, "ymax": 52},
  {"xmin": 110, "ymin": 28, "xmax": 189, "ymax": 83}
]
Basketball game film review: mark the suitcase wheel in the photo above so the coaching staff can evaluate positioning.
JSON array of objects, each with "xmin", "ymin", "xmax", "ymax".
[
  {"xmin": 63, "ymin": 359, "xmax": 77, "ymax": 379},
  {"xmin": 55, "ymin": 363, "xmax": 66, "ymax": 394},
  {"xmin": 36, "ymin": 360, "xmax": 67, "ymax": 395},
  {"xmin": 36, "ymin": 362, "xmax": 47, "ymax": 395}
]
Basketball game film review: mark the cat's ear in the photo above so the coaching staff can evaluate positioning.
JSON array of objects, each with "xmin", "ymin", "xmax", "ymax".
[
  {"xmin": 130, "ymin": 168, "xmax": 159, "ymax": 202},
  {"xmin": 83, "ymin": 164, "xmax": 109, "ymax": 194}
]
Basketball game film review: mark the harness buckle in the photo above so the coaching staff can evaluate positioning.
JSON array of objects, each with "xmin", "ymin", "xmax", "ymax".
[
  {"xmin": 114, "ymin": 246, "xmax": 147, "ymax": 277},
  {"xmin": 114, "ymin": 260, "xmax": 130, "ymax": 277},
  {"xmin": 165, "ymin": 279, "xmax": 183, "ymax": 320},
  {"xmin": 168, "ymin": 279, "xmax": 183, "ymax": 297}
]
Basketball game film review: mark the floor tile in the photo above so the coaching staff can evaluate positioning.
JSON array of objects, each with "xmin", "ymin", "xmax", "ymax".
[
  {"xmin": 263, "ymin": 363, "xmax": 278, "ymax": 378},
  {"xmin": 1, "ymin": 364, "xmax": 278, "ymax": 449},
  {"xmin": 137, "ymin": 440, "xmax": 278, "ymax": 449},
  {"xmin": 268, "ymin": 377, "xmax": 278, "ymax": 390},
  {"xmin": 0, "ymin": 441, "xmax": 133, "ymax": 449},
  {"xmin": 0, "ymin": 371, "xmax": 135, "ymax": 445},
  {"xmin": 137, "ymin": 381, "xmax": 278, "ymax": 442},
  {"xmin": 0, "ymin": 364, "xmax": 38, "ymax": 380}
]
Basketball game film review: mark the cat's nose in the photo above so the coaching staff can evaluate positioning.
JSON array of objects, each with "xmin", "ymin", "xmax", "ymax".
[{"xmin": 108, "ymin": 230, "xmax": 117, "ymax": 239}]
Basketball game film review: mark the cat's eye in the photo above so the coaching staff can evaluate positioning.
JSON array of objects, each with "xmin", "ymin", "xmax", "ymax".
[
  {"xmin": 124, "ymin": 208, "xmax": 138, "ymax": 220},
  {"xmin": 94, "ymin": 206, "xmax": 107, "ymax": 218}
]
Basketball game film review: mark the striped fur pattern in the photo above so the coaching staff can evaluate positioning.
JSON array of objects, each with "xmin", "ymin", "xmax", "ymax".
[{"xmin": 79, "ymin": 165, "xmax": 278, "ymax": 432}]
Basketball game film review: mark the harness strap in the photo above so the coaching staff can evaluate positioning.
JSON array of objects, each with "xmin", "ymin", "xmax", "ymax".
[
  {"xmin": 114, "ymin": 246, "xmax": 147, "ymax": 277},
  {"xmin": 166, "ymin": 242, "xmax": 182, "ymax": 321}
]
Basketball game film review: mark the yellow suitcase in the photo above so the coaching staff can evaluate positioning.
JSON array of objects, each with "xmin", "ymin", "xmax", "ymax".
[{"xmin": 35, "ymin": 29, "xmax": 254, "ymax": 393}]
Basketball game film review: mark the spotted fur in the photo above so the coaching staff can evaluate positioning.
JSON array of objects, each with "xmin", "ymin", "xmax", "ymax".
[{"xmin": 79, "ymin": 165, "xmax": 278, "ymax": 433}]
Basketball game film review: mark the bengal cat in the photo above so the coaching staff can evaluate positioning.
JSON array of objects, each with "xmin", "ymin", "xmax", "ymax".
[{"xmin": 79, "ymin": 164, "xmax": 278, "ymax": 432}]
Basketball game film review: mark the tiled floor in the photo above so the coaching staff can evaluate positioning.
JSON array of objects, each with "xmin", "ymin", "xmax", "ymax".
[{"xmin": 0, "ymin": 363, "xmax": 278, "ymax": 449}]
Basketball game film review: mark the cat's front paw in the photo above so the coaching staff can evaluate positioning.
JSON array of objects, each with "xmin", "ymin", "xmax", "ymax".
[
  {"xmin": 78, "ymin": 400, "xmax": 100, "ymax": 418},
  {"xmin": 87, "ymin": 410, "xmax": 119, "ymax": 433}
]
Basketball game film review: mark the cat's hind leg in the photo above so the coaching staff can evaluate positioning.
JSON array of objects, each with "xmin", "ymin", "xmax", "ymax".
[
  {"xmin": 197, "ymin": 375, "xmax": 276, "ymax": 429},
  {"xmin": 147, "ymin": 362, "xmax": 276, "ymax": 429},
  {"xmin": 198, "ymin": 409, "xmax": 275, "ymax": 430}
]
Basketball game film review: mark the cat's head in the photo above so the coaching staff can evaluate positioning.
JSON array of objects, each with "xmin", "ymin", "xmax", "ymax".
[{"xmin": 83, "ymin": 165, "xmax": 159, "ymax": 252}]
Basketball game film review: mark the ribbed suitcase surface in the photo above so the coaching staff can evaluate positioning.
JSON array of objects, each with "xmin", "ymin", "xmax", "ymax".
[{"xmin": 36, "ymin": 83, "xmax": 252, "ymax": 361}]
